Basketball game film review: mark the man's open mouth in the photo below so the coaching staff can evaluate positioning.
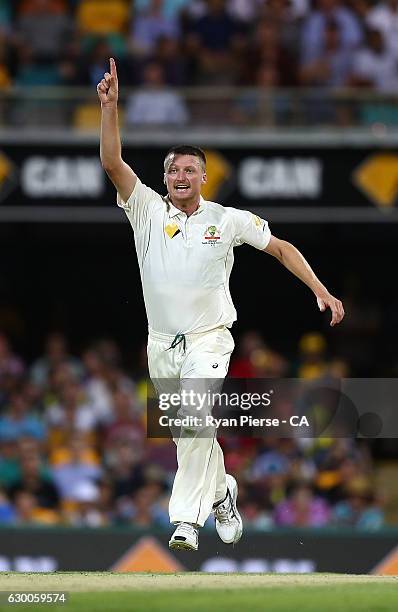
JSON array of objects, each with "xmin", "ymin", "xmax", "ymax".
[{"xmin": 175, "ymin": 185, "xmax": 190, "ymax": 191}]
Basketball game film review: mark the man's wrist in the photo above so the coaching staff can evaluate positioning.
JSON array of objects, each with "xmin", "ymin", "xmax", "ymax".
[
  {"xmin": 313, "ymin": 282, "xmax": 329, "ymax": 299},
  {"xmin": 314, "ymin": 287, "xmax": 329, "ymax": 300},
  {"xmin": 101, "ymin": 102, "xmax": 118, "ymax": 110}
]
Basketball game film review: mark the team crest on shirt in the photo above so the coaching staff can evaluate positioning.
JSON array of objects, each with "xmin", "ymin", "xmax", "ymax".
[{"xmin": 202, "ymin": 225, "xmax": 221, "ymax": 245}]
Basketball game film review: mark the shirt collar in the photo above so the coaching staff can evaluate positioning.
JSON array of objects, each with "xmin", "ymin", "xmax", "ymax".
[{"xmin": 166, "ymin": 195, "xmax": 206, "ymax": 218}]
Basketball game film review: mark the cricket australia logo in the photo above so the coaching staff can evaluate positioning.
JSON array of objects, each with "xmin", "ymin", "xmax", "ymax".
[{"xmin": 202, "ymin": 225, "xmax": 221, "ymax": 245}]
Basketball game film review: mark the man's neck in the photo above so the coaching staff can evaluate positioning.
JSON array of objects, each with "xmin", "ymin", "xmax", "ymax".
[{"xmin": 170, "ymin": 196, "xmax": 200, "ymax": 217}]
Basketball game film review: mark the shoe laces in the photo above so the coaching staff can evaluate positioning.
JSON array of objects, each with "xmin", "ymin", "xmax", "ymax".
[
  {"xmin": 177, "ymin": 522, "xmax": 197, "ymax": 536},
  {"xmin": 214, "ymin": 494, "xmax": 235, "ymax": 524}
]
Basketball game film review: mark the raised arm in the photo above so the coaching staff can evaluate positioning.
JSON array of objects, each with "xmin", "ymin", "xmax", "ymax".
[
  {"xmin": 264, "ymin": 236, "xmax": 345, "ymax": 327},
  {"xmin": 97, "ymin": 58, "xmax": 137, "ymax": 203}
]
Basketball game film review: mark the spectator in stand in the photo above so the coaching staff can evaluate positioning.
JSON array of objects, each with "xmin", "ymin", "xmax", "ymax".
[
  {"xmin": 274, "ymin": 481, "xmax": 331, "ymax": 526},
  {"xmin": 7, "ymin": 451, "xmax": 59, "ymax": 509},
  {"xmin": 260, "ymin": 0, "xmax": 303, "ymax": 58},
  {"xmin": 350, "ymin": 0, "xmax": 373, "ymax": 25},
  {"xmin": 144, "ymin": 437, "xmax": 177, "ymax": 483},
  {"xmin": 50, "ymin": 432, "xmax": 102, "ymax": 501},
  {"xmin": 132, "ymin": 484, "xmax": 164, "ymax": 525},
  {"xmin": 43, "ymin": 363, "xmax": 78, "ymax": 411},
  {"xmin": 349, "ymin": 27, "xmax": 398, "ymax": 92},
  {"xmin": 313, "ymin": 440, "xmax": 370, "ymax": 504},
  {"xmin": 93, "ymin": 338, "xmax": 123, "ymax": 370},
  {"xmin": 182, "ymin": 0, "xmax": 265, "ymax": 22},
  {"xmin": 229, "ymin": 331, "xmax": 266, "ymax": 378},
  {"xmin": 247, "ymin": 439, "xmax": 299, "ymax": 511},
  {"xmin": 250, "ymin": 442, "xmax": 292, "ymax": 482},
  {"xmin": 18, "ymin": 436, "xmax": 43, "ymax": 459},
  {"xmin": 0, "ymin": 390, "xmax": 46, "ymax": 442},
  {"xmin": 232, "ymin": 61, "xmax": 281, "ymax": 126},
  {"xmin": 17, "ymin": 0, "xmax": 66, "ymax": 14},
  {"xmin": 30, "ymin": 332, "xmax": 83, "ymax": 388},
  {"xmin": 76, "ymin": 0, "xmax": 130, "ymax": 37},
  {"xmin": 0, "ymin": 331, "xmax": 388, "ymax": 527},
  {"xmin": 13, "ymin": 489, "xmax": 59, "ymax": 525},
  {"xmin": 22, "ymin": 379, "xmax": 44, "ymax": 415},
  {"xmin": 366, "ymin": 0, "xmax": 398, "ymax": 59},
  {"xmin": 229, "ymin": 331, "xmax": 288, "ymax": 377},
  {"xmin": 301, "ymin": 0, "xmax": 363, "ymax": 65},
  {"xmin": 133, "ymin": 0, "xmax": 190, "ymax": 19},
  {"xmin": 57, "ymin": 32, "xmax": 83, "ymax": 85},
  {"xmin": 0, "ymin": 0, "xmax": 11, "ymax": 33},
  {"xmin": 0, "ymin": 334, "xmax": 24, "ymax": 403},
  {"xmin": 125, "ymin": 61, "xmax": 189, "ymax": 125},
  {"xmin": 14, "ymin": 42, "xmax": 63, "ymax": 85},
  {"xmin": 299, "ymin": 19, "xmax": 352, "ymax": 87},
  {"xmin": 81, "ymin": 347, "xmax": 113, "ymax": 425},
  {"xmin": 63, "ymin": 480, "xmax": 107, "ymax": 526},
  {"xmin": 239, "ymin": 498, "xmax": 273, "ymax": 530},
  {"xmin": 71, "ymin": 36, "xmax": 115, "ymax": 86},
  {"xmin": 130, "ymin": 0, "xmax": 180, "ymax": 56},
  {"xmin": 0, "ymin": 487, "xmax": 15, "ymax": 523},
  {"xmin": 186, "ymin": 0, "xmax": 244, "ymax": 84},
  {"xmin": 242, "ymin": 18, "xmax": 297, "ymax": 86},
  {"xmin": 45, "ymin": 379, "xmax": 101, "ymax": 449},
  {"xmin": 249, "ymin": 346, "xmax": 289, "ymax": 377},
  {"xmin": 95, "ymin": 477, "xmax": 115, "ymax": 524},
  {"xmin": 296, "ymin": 332, "xmax": 327, "ymax": 379},
  {"xmin": 101, "ymin": 360, "xmax": 138, "ymax": 406},
  {"xmin": 117, "ymin": 480, "xmax": 169, "ymax": 526},
  {"xmin": 105, "ymin": 440, "xmax": 146, "ymax": 501},
  {"xmin": 104, "ymin": 389, "xmax": 145, "ymax": 448},
  {"xmin": 0, "ymin": 437, "xmax": 19, "ymax": 487},
  {"xmin": 16, "ymin": 0, "xmax": 72, "ymax": 62},
  {"xmin": 0, "ymin": 31, "xmax": 12, "ymax": 88},
  {"xmin": 227, "ymin": 0, "xmax": 266, "ymax": 23},
  {"xmin": 150, "ymin": 35, "xmax": 187, "ymax": 85},
  {"xmin": 333, "ymin": 479, "xmax": 385, "ymax": 529}
]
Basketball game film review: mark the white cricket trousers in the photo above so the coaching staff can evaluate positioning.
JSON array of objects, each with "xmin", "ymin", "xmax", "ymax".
[{"xmin": 147, "ymin": 325, "xmax": 235, "ymax": 527}]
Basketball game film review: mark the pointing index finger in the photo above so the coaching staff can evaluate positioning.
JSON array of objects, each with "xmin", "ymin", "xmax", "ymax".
[{"xmin": 110, "ymin": 57, "xmax": 118, "ymax": 81}]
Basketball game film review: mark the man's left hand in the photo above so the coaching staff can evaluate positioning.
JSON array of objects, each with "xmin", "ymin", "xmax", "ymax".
[{"xmin": 316, "ymin": 293, "xmax": 345, "ymax": 327}]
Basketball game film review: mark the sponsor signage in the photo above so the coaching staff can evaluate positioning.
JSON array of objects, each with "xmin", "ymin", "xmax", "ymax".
[
  {"xmin": 1, "ymin": 144, "xmax": 398, "ymax": 210},
  {"xmin": 21, "ymin": 156, "xmax": 104, "ymax": 198},
  {"xmin": 238, "ymin": 157, "xmax": 322, "ymax": 199},
  {"xmin": 0, "ymin": 528, "xmax": 397, "ymax": 574}
]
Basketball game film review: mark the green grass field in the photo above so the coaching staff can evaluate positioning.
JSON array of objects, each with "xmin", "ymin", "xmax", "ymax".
[{"xmin": 0, "ymin": 573, "xmax": 397, "ymax": 612}]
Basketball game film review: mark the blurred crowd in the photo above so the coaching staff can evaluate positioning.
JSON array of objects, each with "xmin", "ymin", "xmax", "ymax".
[
  {"xmin": 0, "ymin": 0, "xmax": 398, "ymax": 126},
  {"xmin": 0, "ymin": 329, "xmax": 387, "ymax": 530}
]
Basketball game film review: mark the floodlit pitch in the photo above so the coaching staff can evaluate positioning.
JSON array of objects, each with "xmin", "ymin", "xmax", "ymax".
[{"xmin": 0, "ymin": 573, "xmax": 397, "ymax": 612}]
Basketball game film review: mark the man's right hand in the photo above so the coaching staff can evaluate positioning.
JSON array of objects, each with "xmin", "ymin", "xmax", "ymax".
[
  {"xmin": 98, "ymin": 56, "xmax": 137, "ymax": 203},
  {"xmin": 97, "ymin": 57, "xmax": 118, "ymax": 106}
]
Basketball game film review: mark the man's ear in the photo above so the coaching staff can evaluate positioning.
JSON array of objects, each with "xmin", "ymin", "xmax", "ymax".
[
  {"xmin": 163, "ymin": 173, "xmax": 167, "ymax": 185},
  {"xmin": 202, "ymin": 172, "xmax": 207, "ymax": 184}
]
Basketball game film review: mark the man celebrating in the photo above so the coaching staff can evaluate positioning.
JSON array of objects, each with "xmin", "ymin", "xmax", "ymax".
[{"xmin": 97, "ymin": 59, "xmax": 345, "ymax": 551}]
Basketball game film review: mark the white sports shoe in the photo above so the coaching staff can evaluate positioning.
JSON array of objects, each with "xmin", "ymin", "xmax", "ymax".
[
  {"xmin": 213, "ymin": 474, "xmax": 243, "ymax": 545},
  {"xmin": 169, "ymin": 522, "xmax": 199, "ymax": 551}
]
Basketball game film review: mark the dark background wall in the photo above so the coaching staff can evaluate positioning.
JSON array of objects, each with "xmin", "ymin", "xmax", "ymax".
[{"xmin": 0, "ymin": 221, "xmax": 394, "ymax": 375}]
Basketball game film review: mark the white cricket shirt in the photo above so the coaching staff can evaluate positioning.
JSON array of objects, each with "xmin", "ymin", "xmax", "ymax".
[{"xmin": 117, "ymin": 179, "xmax": 271, "ymax": 335}]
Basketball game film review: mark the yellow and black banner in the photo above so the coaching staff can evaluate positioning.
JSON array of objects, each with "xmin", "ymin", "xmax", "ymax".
[{"xmin": 1, "ymin": 142, "xmax": 398, "ymax": 212}]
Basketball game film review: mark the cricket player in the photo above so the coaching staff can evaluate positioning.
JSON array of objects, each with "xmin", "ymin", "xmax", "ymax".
[{"xmin": 97, "ymin": 59, "xmax": 345, "ymax": 551}]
